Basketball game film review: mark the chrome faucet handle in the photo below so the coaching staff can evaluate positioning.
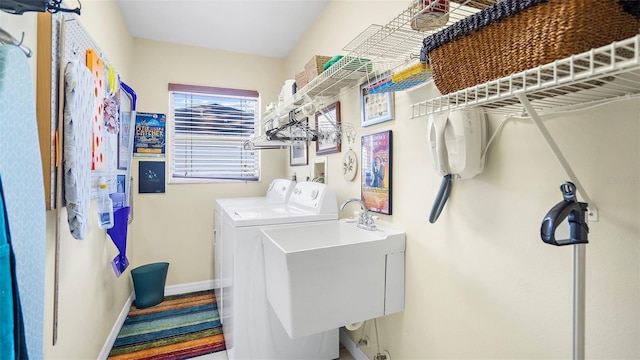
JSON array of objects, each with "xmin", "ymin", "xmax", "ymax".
[
  {"xmin": 359, "ymin": 213, "xmax": 377, "ymax": 231},
  {"xmin": 340, "ymin": 198, "xmax": 376, "ymax": 231},
  {"xmin": 358, "ymin": 211, "xmax": 367, "ymax": 224}
]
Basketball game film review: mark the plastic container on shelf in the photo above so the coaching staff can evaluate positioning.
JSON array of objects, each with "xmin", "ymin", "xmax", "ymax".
[
  {"xmin": 410, "ymin": 0, "xmax": 450, "ymax": 31},
  {"xmin": 392, "ymin": 62, "xmax": 429, "ymax": 83}
]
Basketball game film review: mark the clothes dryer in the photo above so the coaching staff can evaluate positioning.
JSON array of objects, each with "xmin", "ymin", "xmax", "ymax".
[{"xmin": 218, "ymin": 181, "xmax": 339, "ymax": 360}]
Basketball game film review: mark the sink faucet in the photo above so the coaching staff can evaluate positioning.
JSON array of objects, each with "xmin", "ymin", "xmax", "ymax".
[{"xmin": 340, "ymin": 198, "xmax": 376, "ymax": 231}]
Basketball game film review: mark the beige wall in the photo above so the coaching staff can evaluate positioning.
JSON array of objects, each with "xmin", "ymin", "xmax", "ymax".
[
  {"xmin": 6, "ymin": 0, "xmax": 639, "ymax": 358},
  {"xmin": 34, "ymin": 1, "xmax": 135, "ymax": 358},
  {"xmin": 19, "ymin": 1, "xmax": 285, "ymax": 357},
  {"xmin": 46, "ymin": 7, "xmax": 286, "ymax": 357},
  {"xmin": 127, "ymin": 39, "xmax": 287, "ymax": 286},
  {"xmin": 284, "ymin": 1, "xmax": 640, "ymax": 359}
]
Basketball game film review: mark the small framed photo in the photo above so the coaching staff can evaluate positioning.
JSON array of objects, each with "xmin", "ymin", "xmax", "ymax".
[
  {"xmin": 139, "ymin": 161, "xmax": 165, "ymax": 194},
  {"xmin": 290, "ymin": 140, "xmax": 308, "ymax": 166},
  {"xmin": 361, "ymin": 130, "xmax": 392, "ymax": 215},
  {"xmin": 290, "ymin": 117, "xmax": 309, "ymax": 166},
  {"xmin": 360, "ymin": 80, "xmax": 394, "ymax": 127},
  {"xmin": 315, "ymin": 101, "xmax": 341, "ymax": 155}
]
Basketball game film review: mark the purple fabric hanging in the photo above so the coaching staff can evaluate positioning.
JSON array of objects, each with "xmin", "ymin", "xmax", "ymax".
[{"xmin": 107, "ymin": 206, "xmax": 130, "ymax": 277}]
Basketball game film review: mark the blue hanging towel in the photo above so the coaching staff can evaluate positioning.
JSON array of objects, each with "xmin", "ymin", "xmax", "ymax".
[
  {"xmin": 0, "ymin": 176, "xmax": 28, "ymax": 359},
  {"xmin": 0, "ymin": 177, "xmax": 15, "ymax": 360},
  {"xmin": 0, "ymin": 45, "xmax": 45, "ymax": 360}
]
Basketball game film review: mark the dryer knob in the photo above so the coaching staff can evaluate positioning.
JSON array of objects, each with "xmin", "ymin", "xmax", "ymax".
[{"xmin": 311, "ymin": 189, "xmax": 319, "ymax": 200}]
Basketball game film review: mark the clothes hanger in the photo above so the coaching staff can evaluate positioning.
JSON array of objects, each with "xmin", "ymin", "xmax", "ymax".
[{"xmin": 265, "ymin": 110, "xmax": 318, "ymax": 142}]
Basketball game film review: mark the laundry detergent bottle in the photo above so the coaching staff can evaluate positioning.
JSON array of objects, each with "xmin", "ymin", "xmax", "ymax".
[{"xmin": 98, "ymin": 177, "xmax": 114, "ymax": 229}]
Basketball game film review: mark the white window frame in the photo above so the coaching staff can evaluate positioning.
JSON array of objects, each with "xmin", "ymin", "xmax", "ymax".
[{"xmin": 168, "ymin": 83, "xmax": 261, "ymax": 183}]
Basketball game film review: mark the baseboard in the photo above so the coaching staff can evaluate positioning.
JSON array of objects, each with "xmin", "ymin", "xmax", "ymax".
[
  {"xmin": 98, "ymin": 291, "xmax": 135, "ymax": 360},
  {"xmin": 98, "ymin": 279, "xmax": 220, "ymax": 359},
  {"xmin": 165, "ymin": 279, "xmax": 217, "ymax": 296},
  {"xmin": 340, "ymin": 328, "xmax": 369, "ymax": 360}
]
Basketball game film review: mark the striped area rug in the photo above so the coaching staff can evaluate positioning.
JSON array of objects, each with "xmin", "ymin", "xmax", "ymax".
[{"xmin": 108, "ymin": 290, "xmax": 226, "ymax": 359}]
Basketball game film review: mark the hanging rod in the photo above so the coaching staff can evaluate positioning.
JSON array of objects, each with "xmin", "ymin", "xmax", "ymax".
[{"xmin": 0, "ymin": 27, "xmax": 32, "ymax": 57}]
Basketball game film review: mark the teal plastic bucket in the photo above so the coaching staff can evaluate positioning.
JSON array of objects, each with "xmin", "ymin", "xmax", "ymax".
[{"xmin": 131, "ymin": 262, "xmax": 169, "ymax": 309}]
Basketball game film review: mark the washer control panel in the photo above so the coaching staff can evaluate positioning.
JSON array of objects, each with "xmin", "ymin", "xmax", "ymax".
[{"xmin": 289, "ymin": 182, "xmax": 328, "ymax": 209}]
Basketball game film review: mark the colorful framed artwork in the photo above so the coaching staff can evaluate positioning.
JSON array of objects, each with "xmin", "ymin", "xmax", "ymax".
[
  {"xmin": 134, "ymin": 112, "xmax": 166, "ymax": 157},
  {"xmin": 360, "ymin": 80, "xmax": 394, "ymax": 127},
  {"xmin": 315, "ymin": 101, "xmax": 341, "ymax": 155},
  {"xmin": 361, "ymin": 130, "xmax": 392, "ymax": 215}
]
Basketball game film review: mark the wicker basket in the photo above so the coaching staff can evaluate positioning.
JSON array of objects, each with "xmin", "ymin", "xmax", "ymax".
[
  {"xmin": 427, "ymin": 0, "xmax": 640, "ymax": 95},
  {"xmin": 304, "ymin": 55, "xmax": 332, "ymax": 83},
  {"xmin": 295, "ymin": 69, "xmax": 308, "ymax": 90}
]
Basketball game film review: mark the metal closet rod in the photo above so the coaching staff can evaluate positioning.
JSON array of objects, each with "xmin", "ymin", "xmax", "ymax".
[{"xmin": 0, "ymin": 27, "xmax": 32, "ymax": 57}]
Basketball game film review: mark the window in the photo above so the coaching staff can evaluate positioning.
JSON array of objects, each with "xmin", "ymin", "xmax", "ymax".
[{"xmin": 169, "ymin": 84, "xmax": 260, "ymax": 182}]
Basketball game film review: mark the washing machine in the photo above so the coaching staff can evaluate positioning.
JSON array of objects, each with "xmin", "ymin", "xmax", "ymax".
[
  {"xmin": 218, "ymin": 181, "xmax": 339, "ymax": 360},
  {"xmin": 215, "ymin": 178, "xmax": 294, "ymax": 212},
  {"xmin": 214, "ymin": 178, "xmax": 294, "ymax": 313}
]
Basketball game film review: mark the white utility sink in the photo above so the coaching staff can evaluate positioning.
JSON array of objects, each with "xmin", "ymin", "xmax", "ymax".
[{"xmin": 261, "ymin": 220, "xmax": 405, "ymax": 339}]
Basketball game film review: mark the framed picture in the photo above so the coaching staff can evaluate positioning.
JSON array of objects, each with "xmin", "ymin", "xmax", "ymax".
[
  {"xmin": 290, "ymin": 142, "xmax": 308, "ymax": 166},
  {"xmin": 134, "ymin": 112, "xmax": 166, "ymax": 157},
  {"xmin": 290, "ymin": 117, "xmax": 309, "ymax": 166},
  {"xmin": 360, "ymin": 80, "xmax": 394, "ymax": 127},
  {"xmin": 361, "ymin": 130, "xmax": 392, "ymax": 215},
  {"xmin": 315, "ymin": 101, "xmax": 341, "ymax": 155},
  {"xmin": 139, "ymin": 161, "xmax": 166, "ymax": 194}
]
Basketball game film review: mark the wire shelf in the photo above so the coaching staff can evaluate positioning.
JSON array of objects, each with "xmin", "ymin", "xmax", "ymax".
[
  {"xmin": 410, "ymin": 35, "xmax": 640, "ymax": 117},
  {"xmin": 264, "ymin": 0, "xmax": 494, "ymax": 122},
  {"xmin": 256, "ymin": 1, "xmax": 496, "ymax": 148}
]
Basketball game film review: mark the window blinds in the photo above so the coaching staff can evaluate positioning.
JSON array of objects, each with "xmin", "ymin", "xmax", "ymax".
[{"xmin": 169, "ymin": 84, "xmax": 260, "ymax": 181}]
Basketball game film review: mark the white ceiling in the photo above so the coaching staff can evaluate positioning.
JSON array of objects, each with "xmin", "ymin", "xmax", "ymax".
[{"xmin": 115, "ymin": 0, "xmax": 331, "ymax": 59}]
